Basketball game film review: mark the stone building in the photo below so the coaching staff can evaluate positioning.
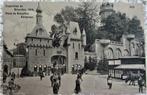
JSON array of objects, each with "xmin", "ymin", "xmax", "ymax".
[
  {"xmin": 3, "ymin": 43, "xmax": 13, "ymax": 74},
  {"xmin": 92, "ymin": 35, "xmax": 144, "ymax": 62},
  {"xmin": 25, "ymin": 3, "xmax": 86, "ymax": 74}
]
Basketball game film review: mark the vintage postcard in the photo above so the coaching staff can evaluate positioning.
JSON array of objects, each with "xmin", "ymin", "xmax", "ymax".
[{"xmin": 1, "ymin": 1, "xmax": 146, "ymax": 95}]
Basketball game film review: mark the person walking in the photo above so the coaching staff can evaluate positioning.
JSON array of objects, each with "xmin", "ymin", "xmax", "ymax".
[
  {"xmin": 40, "ymin": 71, "xmax": 44, "ymax": 80},
  {"xmin": 74, "ymin": 77, "xmax": 81, "ymax": 94},
  {"xmin": 107, "ymin": 74, "xmax": 112, "ymax": 89},
  {"xmin": 52, "ymin": 79, "xmax": 60, "ymax": 95},
  {"xmin": 138, "ymin": 76, "xmax": 144, "ymax": 93},
  {"xmin": 58, "ymin": 73, "xmax": 61, "ymax": 87},
  {"xmin": 50, "ymin": 73, "xmax": 54, "ymax": 87}
]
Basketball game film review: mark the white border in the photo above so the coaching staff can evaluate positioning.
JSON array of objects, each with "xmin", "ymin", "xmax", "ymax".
[{"xmin": 0, "ymin": 0, "xmax": 147, "ymax": 94}]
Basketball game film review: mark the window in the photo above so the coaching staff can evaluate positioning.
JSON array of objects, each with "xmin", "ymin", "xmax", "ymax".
[
  {"xmin": 35, "ymin": 49, "xmax": 37, "ymax": 56},
  {"xmin": 73, "ymin": 28, "xmax": 77, "ymax": 34},
  {"xmin": 73, "ymin": 43, "xmax": 74, "ymax": 48},
  {"xmin": 36, "ymin": 30, "xmax": 38, "ymax": 36},
  {"xmin": 40, "ymin": 39, "xmax": 41, "ymax": 42},
  {"xmin": 75, "ymin": 52, "xmax": 78, "ymax": 59},
  {"xmin": 43, "ymin": 49, "xmax": 45, "ymax": 56},
  {"xmin": 32, "ymin": 39, "xmax": 33, "ymax": 41},
  {"xmin": 78, "ymin": 43, "xmax": 80, "ymax": 49}
]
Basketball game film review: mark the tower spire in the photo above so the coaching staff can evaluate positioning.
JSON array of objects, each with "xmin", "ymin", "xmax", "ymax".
[{"xmin": 36, "ymin": 2, "xmax": 42, "ymax": 25}]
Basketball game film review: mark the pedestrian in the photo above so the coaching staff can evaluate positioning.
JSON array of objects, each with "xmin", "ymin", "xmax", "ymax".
[
  {"xmin": 138, "ymin": 76, "xmax": 144, "ymax": 93},
  {"xmin": 53, "ymin": 79, "xmax": 60, "ymax": 95},
  {"xmin": 8, "ymin": 78, "xmax": 15, "ymax": 95},
  {"xmin": 3, "ymin": 72, "xmax": 7, "ymax": 83},
  {"xmin": 50, "ymin": 74, "xmax": 54, "ymax": 87},
  {"xmin": 40, "ymin": 71, "xmax": 43, "ymax": 80},
  {"xmin": 77, "ymin": 72, "xmax": 83, "ymax": 81},
  {"xmin": 58, "ymin": 73, "xmax": 61, "ymax": 87},
  {"xmin": 74, "ymin": 77, "xmax": 81, "ymax": 94},
  {"xmin": 107, "ymin": 74, "xmax": 112, "ymax": 89}
]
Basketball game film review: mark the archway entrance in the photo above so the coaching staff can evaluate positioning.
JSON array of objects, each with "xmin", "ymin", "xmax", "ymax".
[
  {"xmin": 3, "ymin": 65, "xmax": 8, "ymax": 74},
  {"xmin": 51, "ymin": 55, "xmax": 67, "ymax": 74}
]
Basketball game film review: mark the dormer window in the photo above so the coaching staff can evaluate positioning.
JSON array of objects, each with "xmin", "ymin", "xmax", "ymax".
[
  {"xmin": 36, "ymin": 30, "xmax": 38, "ymax": 36},
  {"xmin": 73, "ymin": 28, "xmax": 77, "ymax": 35},
  {"xmin": 39, "ymin": 28, "xmax": 43, "ymax": 35}
]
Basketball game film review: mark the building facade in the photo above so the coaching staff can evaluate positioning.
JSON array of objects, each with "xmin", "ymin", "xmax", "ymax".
[
  {"xmin": 3, "ymin": 44, "xmax": 13, "ymax": 74},
  {"xmin": 25, "ymin": 3, "xmax": 86, "ymax": 74}
]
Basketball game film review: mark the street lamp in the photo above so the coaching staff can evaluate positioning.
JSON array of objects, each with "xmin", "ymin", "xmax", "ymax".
[{"xmin": 127, "ymin": 34, "xmax": 135, "ymax": 56}]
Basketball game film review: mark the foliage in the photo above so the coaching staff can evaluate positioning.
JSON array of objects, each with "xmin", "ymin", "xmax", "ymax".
[
  {"xmin": 99, "ymin": 12, "xmax": 144, "ymax": 41},
  {"xmin": 97, "ymin": 59, "xmax": 108, "ymax": 73},
  {"xmin": 84, "ymin": 62, "xmax": 96, "ymax": 71}
]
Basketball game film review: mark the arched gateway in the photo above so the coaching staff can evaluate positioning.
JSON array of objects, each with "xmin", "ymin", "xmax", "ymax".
[{"xmin": 51, "ymin": 55, "xmax": 67, "ymax": 74}]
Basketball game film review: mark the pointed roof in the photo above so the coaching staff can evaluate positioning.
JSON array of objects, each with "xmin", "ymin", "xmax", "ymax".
[
  {"xmin": 26, "ymin": 3, "xmax": 50, "ymax": 39},
  {"xmin": 26, "ymin": 24, "xmax": 50, "ymax": 39},
  {"xmin": 36, "ymin": 2, "xmax": 42, "ymax": 13}
]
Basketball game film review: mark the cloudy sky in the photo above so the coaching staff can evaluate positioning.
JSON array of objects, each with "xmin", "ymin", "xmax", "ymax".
[{"xmin": 3, "ymin": 1, "xmax": 144, "ymax": 49}]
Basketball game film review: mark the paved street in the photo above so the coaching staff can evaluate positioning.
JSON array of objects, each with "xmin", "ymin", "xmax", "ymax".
[{"xmin": 14, "ymin": 74, "xmax": 146, "ymax": 95}]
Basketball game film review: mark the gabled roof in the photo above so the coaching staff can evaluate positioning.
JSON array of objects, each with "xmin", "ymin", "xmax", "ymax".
[
  {"xmin": 26, "ymin": 24, "xmax": 50, "ymax": 39},
  {"xmin": 68, "ymin": 21, "xmax": 81, "ymax": 40}
]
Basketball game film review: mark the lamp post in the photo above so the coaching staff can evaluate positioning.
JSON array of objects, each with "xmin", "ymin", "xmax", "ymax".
[
  {"xmin": 99, "ymin": 39, "xmax": 110, "ymax": 73},
  {"xmin": 127, "ymin": 34, "xmax": 135, "ymax": 56}
]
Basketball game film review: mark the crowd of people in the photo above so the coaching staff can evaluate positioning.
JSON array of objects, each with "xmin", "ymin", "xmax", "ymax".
[{"xmin": 2, "ymin": 70, "xmax": 146, "ymax": 94}]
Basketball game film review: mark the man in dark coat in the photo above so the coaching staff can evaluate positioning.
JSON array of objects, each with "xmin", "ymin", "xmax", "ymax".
[{"xmin": 138, "ymin": 76, "xmax": 144, "ymax": 93}]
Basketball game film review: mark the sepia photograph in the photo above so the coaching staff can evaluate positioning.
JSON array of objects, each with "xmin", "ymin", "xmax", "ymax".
[{"xmin": 2, "ymin": 1, "xmax": 146, "ymax": 95}]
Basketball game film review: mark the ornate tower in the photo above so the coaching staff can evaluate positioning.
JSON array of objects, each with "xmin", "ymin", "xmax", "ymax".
[
  {"xmin": 25, "ymin": 3, "xmax": 51, "ymax": 73},
  {"xmin": 99, "ymin": 2, "xmax": 114, "ymax": 20}
]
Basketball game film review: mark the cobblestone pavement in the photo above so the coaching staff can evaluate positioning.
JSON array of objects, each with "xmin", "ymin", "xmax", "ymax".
[{"xmin": 14, "ymin": 74, "xmax": 146, "ymax": 95}]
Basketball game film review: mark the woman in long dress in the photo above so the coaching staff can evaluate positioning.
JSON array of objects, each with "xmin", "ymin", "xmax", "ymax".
[{"xmin": 74, "ymin": 77, "xmax": 81, "ymax": 94}]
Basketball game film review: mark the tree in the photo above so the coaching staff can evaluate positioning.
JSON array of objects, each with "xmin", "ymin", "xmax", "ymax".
[
  {"xmin": 98, "ymin": 12, "xmax": 144, "ymax": 41},
  {"xmin": 98, "ymin": 12, "xmax": 129, "ymax": 41},
  {"xmin": 54, "ymin": 13, "xmax": 64, "ymax": 24},
  {"xmin": 54, "ymin": 2, "xmax": 99, "ymax": 48},
  {"xmin": 128, "ymin": 16, "xmax": 144, "ymax": 38}
]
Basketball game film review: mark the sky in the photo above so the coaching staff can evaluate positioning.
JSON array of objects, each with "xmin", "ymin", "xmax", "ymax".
[{"xmin": 3, "ymin": 1, "xmax": 145, "ymax": 49}]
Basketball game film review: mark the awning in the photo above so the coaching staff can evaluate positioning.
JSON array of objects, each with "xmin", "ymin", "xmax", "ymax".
[{"xmin": 115, "ymin": 64, "xmax": 145, "ymax": 70}]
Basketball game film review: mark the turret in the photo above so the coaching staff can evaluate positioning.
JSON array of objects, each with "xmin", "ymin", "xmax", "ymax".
[
  {"xmin": 99, "ymin": 2, "xmax": 114, "ymax": 20},
  {"xmin": 36, "ymin": 3, "xmax": 42, "ymax": 25},
  {"xmin": 81, "ymin": 29, "xmax": 86, "ymax": 46}
]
